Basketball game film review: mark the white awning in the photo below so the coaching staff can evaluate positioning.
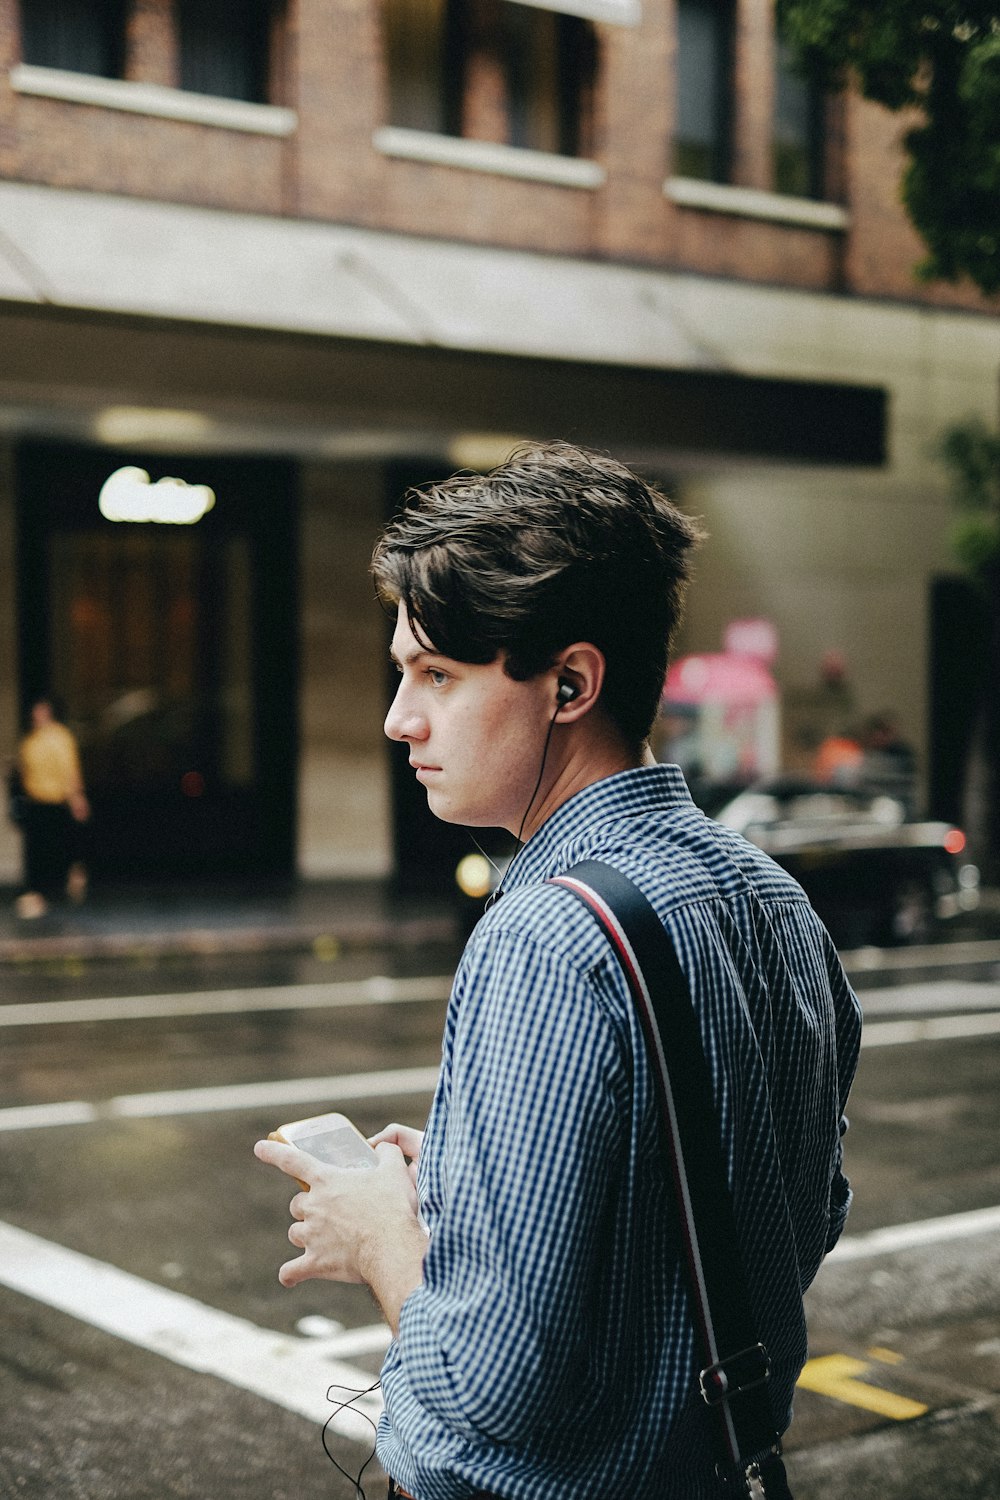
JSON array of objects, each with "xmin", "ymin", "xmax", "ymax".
[
  {"xmin": 0, "ymin": 180, "xmax": 718, "ymax": 371},
  {"xmin": 511, "ymin": 0, "xmax": 640, "ymax": 24},
  {"xmin": 0, "ymin": 180, "xmax": 892, "ymax": 471},
  {"xmin": 509, "ymin": 0, "xmax": 641, "ymax": 21}
]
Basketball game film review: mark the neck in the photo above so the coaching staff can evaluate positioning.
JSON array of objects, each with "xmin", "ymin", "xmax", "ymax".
[{"xmin": 515, "ymin": 728, "xmax": 647, "ymax": 844}]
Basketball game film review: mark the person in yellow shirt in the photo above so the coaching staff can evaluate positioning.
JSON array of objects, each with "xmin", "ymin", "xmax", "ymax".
[{"xmin": 14, "ymin": 697, "xmax": 90, "ymax": 919}]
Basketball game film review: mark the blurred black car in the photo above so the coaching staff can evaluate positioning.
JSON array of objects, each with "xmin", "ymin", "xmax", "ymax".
[
  {"xmin": 714, "ymin": 777, "xmax": 980, "ymax": 947},
  {"xmin": 455, "ymin": 778, "xmax": 980, "ymax": 949}
]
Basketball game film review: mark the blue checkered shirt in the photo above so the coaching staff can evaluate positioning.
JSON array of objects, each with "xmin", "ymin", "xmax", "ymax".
[{"xmin": 377, "ymin": 765, "xmax": 861, "ymax": 1499}]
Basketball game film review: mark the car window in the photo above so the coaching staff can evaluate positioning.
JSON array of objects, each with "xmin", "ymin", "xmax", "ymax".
[{"xmin": 716, "ymin": 787, "xmax": 907, "ymax": 835}]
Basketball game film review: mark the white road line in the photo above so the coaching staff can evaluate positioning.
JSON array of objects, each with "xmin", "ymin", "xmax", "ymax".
[
  {"xmin": 0, "ymin": 1220, "xmax": 384, "ymax": 1444},
  {"xmin": 2, "ymin": 1202, "xmax": 996, "ymax": 1453},
  {"xmin": 111, "ymin": 1066, "xmax": 441, "ymax": 1118},
  {"xmin": 0, "ymin": 1065, "xmax": 441, "ymax": 1132},
  {"xmin": 3, "ymin": 1006, "xmax": 998, "ymax": 1134},
  {"xmin": 859, "ymin": 980, "xmax": 1000, "ymax": 1017},
  {"xmin": 843, "ymin": 938, "xmax": 1000, "ymax": 973},
  {"xmin": 828, "ymin": 1204, "xmax": 1000, "ymax": 1262},
  {"xmin": 861, "ymin": 1011, "xmax": 1000, "ymax": 1048},
  {"xmin": 0, "ymin": 974, "xmax": 454, "ymax": 1028},
  {"xmin": 0, "ymin": 1100, "xmax": 97, "ymax": 1131},
  {"xmin": 319, "ymin": 1324, "xmax": 394, "ymax": 1359}
]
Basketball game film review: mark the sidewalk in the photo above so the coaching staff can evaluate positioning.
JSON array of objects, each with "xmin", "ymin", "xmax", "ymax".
[
  {"xmin": 0, "ymin": 878, "xmax": 461, "ymax": 965},
  {"xmin": 2, "ymin": 877, "xmax": 997, "ymax": 968}
]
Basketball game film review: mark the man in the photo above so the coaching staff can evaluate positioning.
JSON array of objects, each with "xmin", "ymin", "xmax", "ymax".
[{"xmin": 256, "ymin": 443, "xmax": 862, "ymax": 1499}]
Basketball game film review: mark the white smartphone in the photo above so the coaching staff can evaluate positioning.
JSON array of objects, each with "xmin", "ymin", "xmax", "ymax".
[{"xmin": 268, "ymin": 1110, "xmax": 378, "ymax": 1172}]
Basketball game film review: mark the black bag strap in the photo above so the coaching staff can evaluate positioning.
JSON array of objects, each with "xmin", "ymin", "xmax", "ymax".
[{"xmin": 549, "ymin": 860, "xmax": 793, "ymax": 1500}]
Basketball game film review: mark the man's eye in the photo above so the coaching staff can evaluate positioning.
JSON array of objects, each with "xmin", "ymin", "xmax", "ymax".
[{"xmin": 427, "ymin": 668, "xmax": 449, "ymax": 687}]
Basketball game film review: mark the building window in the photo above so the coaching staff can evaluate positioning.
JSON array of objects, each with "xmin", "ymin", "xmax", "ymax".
[
  {"xmin": 18, "ymin": 0, "xmax": 127, "ymax": 78},
  {"xmin": 383, "ymin": 0, "xmax": 596, "ymax": 158},
  {"xmin": 674, "ymin": 0, "xmax": 733, "ymax": 181},
  {"xmin": 176, "ymin": 0, "xmax": 279, "ymax": 104},
  {"xmin": 773, "ymin": 40, "xmax": 824, "ymax": 198}
]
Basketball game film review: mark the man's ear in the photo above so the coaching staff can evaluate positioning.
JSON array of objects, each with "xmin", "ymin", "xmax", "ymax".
[{"xmin": 553, "ymin": 643, "xmax": 605, "ymax": 719}]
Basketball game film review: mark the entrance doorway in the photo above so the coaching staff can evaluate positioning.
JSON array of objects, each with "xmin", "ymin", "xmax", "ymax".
[
  {"xmin": 928, "ymin": 573, "xmax": 990, "ymax": 826},
  {"xmin": 15, "ymin": 442, "xmax": 299, "ymax": 882}
]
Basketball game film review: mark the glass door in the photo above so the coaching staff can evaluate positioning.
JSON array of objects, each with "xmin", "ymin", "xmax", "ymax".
[{"xmin": 16, "ymin": 442, "xmax": 298, "ymax": 882}]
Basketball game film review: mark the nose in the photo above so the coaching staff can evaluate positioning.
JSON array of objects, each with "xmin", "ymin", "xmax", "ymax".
[{"xmin": 384, "ymin": 681, "xmax": 427, "ymax": 744}]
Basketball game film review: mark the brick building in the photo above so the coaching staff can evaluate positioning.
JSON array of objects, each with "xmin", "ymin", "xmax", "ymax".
[{"xmin": 0, "ymin": 0, "xmax": 997, "ymax": 887}]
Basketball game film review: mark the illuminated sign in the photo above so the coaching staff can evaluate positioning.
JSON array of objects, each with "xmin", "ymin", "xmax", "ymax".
[{"xmin": 99, "ymin": 466, "xmax": 216, "ymax": 525}]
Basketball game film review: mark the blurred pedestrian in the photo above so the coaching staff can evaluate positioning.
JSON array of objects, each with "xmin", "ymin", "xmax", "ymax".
[
  {"xmin": 13, "ymin": 696, "xmax": 90, "ymax": 919},
  {"xmin": 861, "ymin": 711, "xmax": 917, "ymax": 811},
  {"xmin": 813, "ymin": 729, "xmax": 864, "ymax": 786},
  {"xmin": 815, "ymin": 648, "xmax": 855, "ymax": 736}
]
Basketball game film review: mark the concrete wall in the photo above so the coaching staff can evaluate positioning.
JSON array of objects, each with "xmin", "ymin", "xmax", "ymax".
[
  {"xmin": 671, "ymin": 292, "xmax": 1000, "ymax": 797},
  {"xmin": 297, "ymin": 460, "xmax": 392, "ymax": 877}
]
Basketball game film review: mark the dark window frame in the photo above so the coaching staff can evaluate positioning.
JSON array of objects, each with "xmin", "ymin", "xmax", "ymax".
[
  {"xmin": 18, "ymin": 0, "xmax": 128, "ymax": 79},
  {"xmin": 673, "ymin": 0, "xmax": 735, "ymax": 183},
  {"xmin": 384, "ymin": 0, "xmax": 596, "ymax": 160},
  {"xmin": 176, "ymin": 0, "xmax": 282, "ymax": 105},
  {"xmin": 773, "ymin": 39, "xmax": 826, "ymax": 200}
]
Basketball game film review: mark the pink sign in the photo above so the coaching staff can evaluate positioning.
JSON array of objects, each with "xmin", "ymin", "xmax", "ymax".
[
  {"xmin": 723, "ymin": 618, "xmax": 779, "ymax": 665},
  {"xmin": 664, "ymin": 652, "xmax": 777, "ymax": 707}
]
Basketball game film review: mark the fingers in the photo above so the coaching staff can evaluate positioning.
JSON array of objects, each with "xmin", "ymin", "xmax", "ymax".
[
  {"xmin": 372, "ymin": 1141, "xmax": 419, "ymax": 1214},
  {"xmin": 369, "ymin": 1123, "xmax": 424, "ymax": 1160},
  {"xmin": 254, "ymin": 1138, "xmax": 315, "ymax": 1185},
  {"xmin": 258, "ymin": 1134, "xmax": 416, "ymax": 1290},
  {"xmin": 278, "ymin": 1254, "xmax": 307, "ymax": 1289},
  {"xmin": 277, "ymin": 1251, "xmax": 361, "ymax": 1289}
]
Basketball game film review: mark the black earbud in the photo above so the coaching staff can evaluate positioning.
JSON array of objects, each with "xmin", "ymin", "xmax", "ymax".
[{"xmin": 514, "ymin": 676, "xmax": 579, "ymax": 847}]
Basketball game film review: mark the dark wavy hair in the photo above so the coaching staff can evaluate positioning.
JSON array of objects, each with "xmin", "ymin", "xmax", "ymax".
[{"xmin": 372, "ymin": 442, "xmax": 705, "ymax": 751}]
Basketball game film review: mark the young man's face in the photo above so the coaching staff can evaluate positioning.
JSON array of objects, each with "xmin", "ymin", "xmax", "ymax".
[{"xmin": 385, "ymin": 602, "xmax": 557, "ymax": 833}]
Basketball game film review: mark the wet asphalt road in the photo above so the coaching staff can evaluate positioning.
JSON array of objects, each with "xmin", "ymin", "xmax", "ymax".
[{"xmin": 0, "ymin": 932, "xmax": 998, "ymax": 1500}]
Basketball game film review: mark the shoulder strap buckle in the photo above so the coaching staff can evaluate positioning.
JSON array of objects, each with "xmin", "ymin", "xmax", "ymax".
[{"xmin": 699, "ymin": 1343, "xmax": 771, "ymax": 1406}]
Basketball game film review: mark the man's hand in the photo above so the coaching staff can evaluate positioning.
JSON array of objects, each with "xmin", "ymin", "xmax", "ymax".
[
  {"xmin": 368, "ymin": 1122, "xmax": 424, "ymax": 1191},
  {"xmin": 254, "ymin": 1136, "xmax": 427, "ymax": 1333}
]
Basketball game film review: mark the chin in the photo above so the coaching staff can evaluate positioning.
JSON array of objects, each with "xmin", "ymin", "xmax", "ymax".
[
  {"xmin": 427, "ymin": 791, "xmax": 497, "ymax": 829},
  {"xmin": 425, "ymin": 790, "xmax": 462, "ymax": 824}
]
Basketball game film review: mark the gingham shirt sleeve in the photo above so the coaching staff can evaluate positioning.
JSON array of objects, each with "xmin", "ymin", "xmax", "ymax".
[
  {"xmin": 825, "ymin": 928, "xmax": 862, "ymax": 1253},
  {"xmin": 396, "ymin": 915, "xmax": 627, "ymax": 1443}
]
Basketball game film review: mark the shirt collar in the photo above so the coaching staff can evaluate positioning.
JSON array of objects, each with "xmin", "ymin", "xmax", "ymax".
[{"xmin": 501, "ymin": 763, "xmax": 694, "ymax": 893}]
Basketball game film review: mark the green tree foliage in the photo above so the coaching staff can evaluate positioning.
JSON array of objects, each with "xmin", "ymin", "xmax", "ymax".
[
  {"xmin": 941, "ymin": 419, "xmax": 1000, "ymax": 573},
  {"xmin": 776, "ymin": 2, "xmax": 1000, "ymax": 293}
]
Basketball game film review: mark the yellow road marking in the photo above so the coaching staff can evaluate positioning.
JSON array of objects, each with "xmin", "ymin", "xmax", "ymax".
[
  {"xmin": 867, "ymin": 1346, "xmax": 905, "ymax": 1365},
  {"xmin": 797, "ymin": 1355, "xmax": 928, "ymax": 1420}
]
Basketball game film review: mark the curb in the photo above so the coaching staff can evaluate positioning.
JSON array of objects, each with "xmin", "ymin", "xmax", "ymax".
[{"xmin": 0, "ymin": 911, "xmax": 459, "ymax": 967}]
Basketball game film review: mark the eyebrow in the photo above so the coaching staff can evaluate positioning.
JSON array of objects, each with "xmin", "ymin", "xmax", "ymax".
[{"xmin": 389, "ymin": 645, "xmax": 436, "ymax": 669}]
